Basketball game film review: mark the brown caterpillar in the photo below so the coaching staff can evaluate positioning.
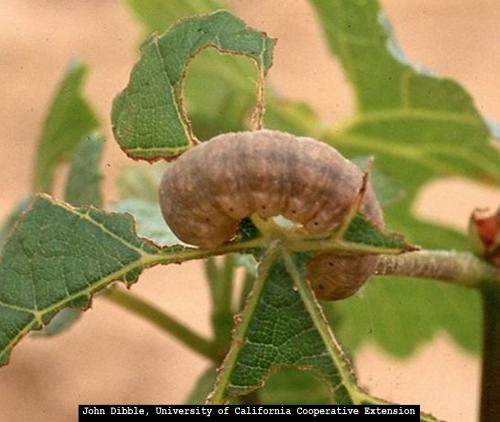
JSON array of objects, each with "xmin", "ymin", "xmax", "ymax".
[{"xmin": 159, "ymin": 129, "xmax": 384, "ymax": 300}]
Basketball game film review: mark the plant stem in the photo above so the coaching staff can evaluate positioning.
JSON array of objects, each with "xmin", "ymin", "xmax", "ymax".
[
  {"xmin": 212, "ymin": 254, "xmax": 236, "ymax": 356},
  {"xmin": 206, "ymin": 243, "xmax": 280, "ymax": 404},
  {"xmin": 203, "ymin": 257, "xmax": 219, "ymax": 305},
  {"xmin": 376, "ymin": 250, "xmax": 500, "ymax": 421},
  {"xmin": 376, "ymin": 251, "xmax": 500, "ymax": 286},
  {"xmin": 289, "ymin": 239, "xmax": 409, "ymax": 255},
  {"xmin": 480, "ymin": 282, "xmax": 500, "ymax": 422},
  {"xmin": 104, "ymin": 287, "xmax": 217, "ymax": 362},
  {"xmin": 238, "ymin": 270, "xmax": 255, "ymax": 311}
]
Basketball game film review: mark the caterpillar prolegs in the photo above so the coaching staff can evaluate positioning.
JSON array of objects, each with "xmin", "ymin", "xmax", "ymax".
[{"xmin": 159, "ymin": 129, "xmax": 384, "ymax": 300}]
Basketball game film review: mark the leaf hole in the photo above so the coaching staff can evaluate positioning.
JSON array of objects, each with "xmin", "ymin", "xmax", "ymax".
[{"xmin": 184, "ymin": 49, "xmax": 257, "ymax": 140}]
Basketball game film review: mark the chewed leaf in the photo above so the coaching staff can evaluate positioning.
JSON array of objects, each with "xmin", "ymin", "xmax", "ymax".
[
  {"xmin": 209, "ymin": 248, "xmax": 440, "ymax": 420},
  {"xmin": 261, "ymin": 367, "xmax": 332, "ymax": 404},
  {"xmin": 212, "ymin": 252, "xmax": 356, "ymax": 402},
  {"xmin": 0, "ymin": 195, "xmax": 167, "ymax": 366},
  {"xmin": 125, "ymin": 0, "xmax": 267, "ymax": 141},
  {"xmin": 112, "ymin": 10, "xmax": 275, "ymax": 161}
]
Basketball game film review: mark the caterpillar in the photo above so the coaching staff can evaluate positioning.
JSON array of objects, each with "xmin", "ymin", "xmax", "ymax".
[{"xmin": 159, "ymin": 129, "xmax": 384, "ymax": 300}]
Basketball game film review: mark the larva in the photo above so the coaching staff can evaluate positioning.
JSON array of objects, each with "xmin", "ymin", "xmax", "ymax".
[{"xmin": 159, "ymin": 129, "xmax": 384, "ymax": 300}]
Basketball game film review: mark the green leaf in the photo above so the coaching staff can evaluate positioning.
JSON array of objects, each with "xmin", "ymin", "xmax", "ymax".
[
  {"xmin": 309, "ymin": 0, "xmax": 499, "ymax": 206},
  {"xmin": 309, "ymin": 0, "xmax": 500, "ymax": 356},
  {"xmin": 113, "ymin": 198, "xmax": 183, "ymax": 246},
  {"xmin": 33, "ymin": 59, "xmax": 99, "ymax": 193},
  {"xmin": 329, "ymin": 276, "xmax": 482, "ymax": 357},
  {"xmin": 208, "ymin": 247, "xmax": 439, "ymax": 420},
  {"xmin": 261, "ymin": 367, "xmax": 331, "ymax": 404},
  {"xmin": 203, "ymin": 241, "xmax": 439, "ymax": 419},
  {"xmin": 32, "ymin": 308, "xmax": 82, "ymax": 337},
  {"xmin": 0, "ymin": 198, "xmax": 31, "ymax": 251},
  {"xmin": 0, "ymin": 195, "xmax": 177, "ymax": 366},
  {"xmin": 36, "ymin": 133, "xmax": 106, "ymax": 337},
  {"xmin": 124, "ymin": 0, "xmax": 262, "ymax": 141},
  {"xmin": 116, "ymin": 163, "xmax": 166, "ymax": 203},
  {"xmin": 187, "ymin": 366, "xmax": 332, "ymax": 404},
  {"xmin": 112, "ymin": 10, "xmax": 275, "ymax": 161},
  {"xmin": 64, "ymin": 133, "xmax": 105, "ymax": 207},
  {"xmin": 211, "ymin": 250, "xmax": 357, "ymax": 402},
  {"xmin": 352, "ymin": 156, "xmax": 405, "ymax": 207},
  {"xmin": 262, "ymin": 0, "xmax": 500, "ymax": 356},
  {"xmin": 185, "ymin": 367, "xmax": 217, "ymax": 404},
  {"xmin": 125, "ymin": 0, "xmax": 223, "ymax": 34},
  {"xmin": 344, "ymin": 214, "xmax": 412, "ymax": 251}
]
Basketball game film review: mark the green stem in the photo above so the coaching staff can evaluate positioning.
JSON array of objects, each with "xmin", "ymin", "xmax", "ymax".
[
  {"xmin": 238, "ymin": 270, "xmax": 255, "ymax": 311},
  {"xmin": 104, "ymin": 287, "xmax": 217, "ymax": 362},
  {"xmin": 480, "ymin": 282, "xmax": 500, "ymax": 422},
  {"xmin": 147, "ymin": 237, "xmax": 266, "ymax": 266},
  {"xmin": 206, "ymin": 242, "xmax": 280, "ymax": 404},
  {"xmin": 212, "ymin": 254, "xmax": 236, "ymax": 356},
  {"xmin": 203, "ymin": 257, "xmax": 219, "ymax": 305}
]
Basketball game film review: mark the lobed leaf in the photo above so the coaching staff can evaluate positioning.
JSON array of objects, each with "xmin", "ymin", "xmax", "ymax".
[
  {"xmin": 35, "ymin": 133, "xmax": 106, "ymax": 336},
  {"xmin": 209, "ymin": 248, "xmax": 439, "ymax": 420},
  {"xmin": 309, "ymin": 0, "xmax": 500, "ymax": 211},
  {"xmin": 260, "ymin": 0, "xmax": 500, "ymax": 356},
  {"xmin": 213, "ymin": 250, "xmax": 373, "ymax": 403},
  {"xmin": 0, "ymin": 195, "xmax": 167, "ymax": 366},
  {"xmin": 112, "ymin": 10, "xmax": 275, "ymax": 161},
  {"xmin": 310, "ymin": 0, "xmax": 500, "ymax": 356}
]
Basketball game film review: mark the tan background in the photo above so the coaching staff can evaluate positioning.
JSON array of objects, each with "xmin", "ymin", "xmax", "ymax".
[{"xmin": 0, "ymin": 1, "xmax": 499, "ymax": 421}]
